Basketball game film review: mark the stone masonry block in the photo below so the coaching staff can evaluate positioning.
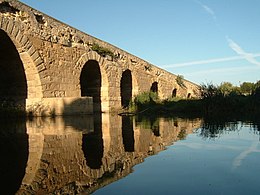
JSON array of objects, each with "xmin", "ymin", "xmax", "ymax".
[
  {"xmin": 1, "ymin": 17, "xmax": 8, "ymax": 30},
  {"xmin": 27, "ymin": 45, "xmax": 36, "ymax": 56},
  {"xmin": 6, "ymin": 19, "xmax": 14, "ymax": 34},
  {"xmin": 35, "ymin": 59, "xmax": 45, "ymax": 70},
  {"xmin": 21, "ymin": 35, "xmax": 29, "ymax": 47},
  {"xmin": 0, "ymin": 15, "xmax": 3, "ymax": 27},
  {"xmin": 15, "ymin": 31, "xmax": 24, "ymax": 43},
  {"xmin": 11, "ymin": 24, "xmax": 19, "ymax": 37},
  {"xmin": 30, "ymin": 50, "xmax": 40, "ymax": 61}
]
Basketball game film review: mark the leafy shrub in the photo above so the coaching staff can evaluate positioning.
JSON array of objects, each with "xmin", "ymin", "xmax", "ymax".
[
  {"xmin": 91, "ymin": 43, "xmax": 114, "ymax": 58},
  {"xmin": 176, "ymin": 75, "xmax": 186, "ymax": 88}
]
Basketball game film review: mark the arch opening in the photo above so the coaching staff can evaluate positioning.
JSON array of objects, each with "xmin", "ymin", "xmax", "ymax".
[
  {"xmin": 120, "ymin": 69, "xmax": 132, "ymax": 108},
  {"xmin": 150, "ymin": 82, "xmax": 158, "ymax": 93},
  {"xmin": 0, "ymin": 29, "xmax": 27, "ymax": 108},
  {"xmin": 80, "ymin": 60, "xmax": 101, "ymax": 113},
  {"xmin": 172, "ymin": 88, "xmax": 177, "ymax": 98},
  {"xmin": 187, "ymin": 93, "xmax": 191, "ymax": 99}
]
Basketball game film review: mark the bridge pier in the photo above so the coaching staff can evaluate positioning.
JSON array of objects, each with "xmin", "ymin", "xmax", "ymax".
[{"xmin": 26, "ymin": 97, "xmax": 93, "ymax": 116}]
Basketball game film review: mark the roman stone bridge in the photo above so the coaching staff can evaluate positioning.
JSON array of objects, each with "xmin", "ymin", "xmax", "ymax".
[{"xmin": 0, "ymin": 0, "xmax": 199, "ymax": 116}]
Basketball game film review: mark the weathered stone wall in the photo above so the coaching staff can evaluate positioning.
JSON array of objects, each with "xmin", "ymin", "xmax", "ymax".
[{"xmin": 0, "ymin": 0, "xmax": 200, "ymax": 115}]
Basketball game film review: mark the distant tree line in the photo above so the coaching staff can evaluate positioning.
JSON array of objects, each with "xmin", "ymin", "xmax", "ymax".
[
  {"xmin": 131, "ymin": 80, "xmax": 260, "ymax": 117},
  {"xmin": 206, "ymin": 81, "xmax": 260, "ymax": 97},
  {"xmin": 199, "ymin": 80, "xmax": 260, "ymax": 116}
]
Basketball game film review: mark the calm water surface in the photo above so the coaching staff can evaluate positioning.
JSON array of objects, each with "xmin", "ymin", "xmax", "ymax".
[{"xmin": 0, "ymin": 114, "xmax": 260, "ymax": 194}]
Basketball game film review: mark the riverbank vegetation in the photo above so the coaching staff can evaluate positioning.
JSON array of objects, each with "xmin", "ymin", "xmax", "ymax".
[{"xmin": 131, "ymin": 81, "xmax": 260, "ymax": 118}]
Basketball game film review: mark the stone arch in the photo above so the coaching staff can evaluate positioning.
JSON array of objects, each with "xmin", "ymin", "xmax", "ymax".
[
  {"xmin": 80, "ymin": 60, "xmax": 102, "ymax": 112},
  {"xmin": 0, "ymin": 16, "xmax": 43, "ymax": 99},
  {"xmin": 76, "ymin": 51, "xmax": 110, "ymax": 112},
  {"xmin": 120, "ymin": 69, "xmax": 132, "ymax": 108},
  {"xmin": 172, "ymin": 88, "xmax": 177, "ymax": 98},
  {"xmin": 150, "ymin": 81, "xmax": 158, "ymax": 93}
]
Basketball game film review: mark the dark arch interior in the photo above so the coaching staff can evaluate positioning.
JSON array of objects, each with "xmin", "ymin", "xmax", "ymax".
[
  {"xmin": 172, "ymin": 88, "xmax": 177, "ymax": 97},
  {"xmin": 150, "ymin": 82, "xmax": 158, "ymax": 93},
  {"xmin": 80, "ymin": 60, "xmax": 101, "ymax": 112},
  {"xmin": 120, "ymin": 69, "xmax": 132, "ymax": 108},
  {"xmin": 0, "ymin": 29, "xmax": 27, "ymax": 106}
]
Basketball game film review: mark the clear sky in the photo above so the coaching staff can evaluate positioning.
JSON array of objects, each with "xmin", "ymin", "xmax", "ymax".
[{"xmin": 19, "ymin": 0, "xmax": 260, "ymax": 86}]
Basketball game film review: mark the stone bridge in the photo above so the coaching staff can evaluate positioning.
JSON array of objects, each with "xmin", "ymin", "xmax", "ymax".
[{"xmin": 0, "ymin": 0, "xmax": 199, "ymax": 116}]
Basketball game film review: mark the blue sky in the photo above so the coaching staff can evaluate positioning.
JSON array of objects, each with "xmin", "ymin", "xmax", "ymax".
[{"xmin": 20, "ymin": 0, "xmax": 260, "ymax": 85}]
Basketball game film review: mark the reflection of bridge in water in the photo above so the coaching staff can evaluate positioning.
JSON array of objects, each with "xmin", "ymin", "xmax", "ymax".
[{"xmin": 0, "ymin": 115, "xmax": 201, "ymax": 194}]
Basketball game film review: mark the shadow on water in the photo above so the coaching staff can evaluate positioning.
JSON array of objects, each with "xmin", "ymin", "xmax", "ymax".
[{"xmin": 0, "ymin": 119, "xmax": 28, "ymax": 195}]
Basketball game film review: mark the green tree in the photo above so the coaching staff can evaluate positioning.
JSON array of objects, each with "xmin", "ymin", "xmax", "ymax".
[
  {"xmin": 219, "ymin": 82, "xmax": 233, "ymax": 96},
  {"xmin": 199, "ymin": 83, "xmax": 219, "ymax": 99},
  {"xmin": 240, "ymin": 82, "xmax": 254, "ymax": 95},
  {"xmin": 254, "ymin": 80, "xmax": 260, "ymax": 89}
]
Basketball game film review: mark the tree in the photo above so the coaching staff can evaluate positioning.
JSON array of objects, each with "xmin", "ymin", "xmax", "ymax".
[
  {"xmin": 219, "ymin": 82, "xmax": 233, "ymax": 96},
  {"xmin": 240, "ymin": 82, "xmax": 254, "ymax": 95},
  {"xmin": 199, "ymin": 83, "xmax": 219, "ymax": 99}
]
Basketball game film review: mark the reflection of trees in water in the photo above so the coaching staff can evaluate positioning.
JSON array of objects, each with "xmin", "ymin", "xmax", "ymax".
[
  {"xmin": 250, "ymin": 115, "xmax": 260, "ymax": 134},
  {"xmin": 197, "ymin": 116, "xmax": 260, "ymax": 139},
  {"xmin": 198, "ymin": 121, "xmax": 239, "ymax": 139}
]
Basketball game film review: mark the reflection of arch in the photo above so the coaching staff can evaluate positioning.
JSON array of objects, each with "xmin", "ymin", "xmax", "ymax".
[
  {"xmin": 76, "ymin": 51, "xmax": 109, "ymax": 112},
  {"xmin": 0, "ymin": 121, "xmax": 28, "ymax": 195},
  {"xmin": 122, "ymin": 116, "xmax": 135, "ymax": 152},
  {"xmin": 80, "ymin": 60, "xmax": 102, "ymax": 112},
  {"xmin": 172, "ymin": 88, "xmax": 177, "ymax": 98},
  {"xmin": 0, "ymin": 16, "xmax": 43, "ymax": 100},
  {"xmin": 120, "ymin": 69, "xmax": 132, "ymax": 108},
  {"xmin": 150, "ymin": 82, "xmax": 158, "ymax": 93},
  {"xmin": 22, "ymin": 119, "xmax": 45, "ymax": 188},
  {"xmin": 82, "ymin": 114, "xmax": 104, "ymax": 169}
]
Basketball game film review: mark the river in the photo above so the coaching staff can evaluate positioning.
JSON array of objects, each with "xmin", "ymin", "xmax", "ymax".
[{"xmin": 0, "ymin": 114, "xmax": 260, "ymax": 194}]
